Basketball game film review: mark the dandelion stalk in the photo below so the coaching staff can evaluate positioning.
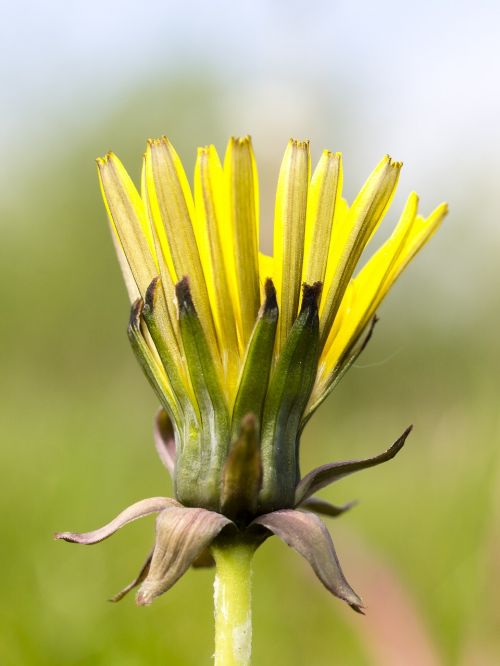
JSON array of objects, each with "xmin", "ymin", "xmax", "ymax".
[
  {"xmin": 212, "ymin": 537, "xmax": 256, "ymax": 666},
  {"xmin": 56, "ymin": 134, "xmax": 447, "ymax": 661}
]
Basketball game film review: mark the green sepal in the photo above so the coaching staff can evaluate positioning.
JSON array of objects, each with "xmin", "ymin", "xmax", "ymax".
[
  {"xmin": 221, "ymin": 413, "xmax": 263, "ymax": 523},
  {"xmin": 143, "ymin": 278, "xmax": 201, "ymax": 446},
  {"xmin": 143, "ymin": 278, "xmax": 189, "ymax": 408},
  {"xmin": 258, "ymin": 283, "xmax": 322, "ymax": 511},
  {"xmin": 303, "ymin": 314, "xmax": 378, "ymax": 427},
  {"xmin": 175, "ymin": 277, "xmax": 230, "ymax": 510},
  {"xmin": 231, "ymin": 279, "xmax": 278, "ymax": 439},
  {"xmin": 127, "ymin": 299, "xmax": 180, "ymax": 426}
]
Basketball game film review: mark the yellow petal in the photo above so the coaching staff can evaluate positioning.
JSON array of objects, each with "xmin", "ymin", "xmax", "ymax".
[
  {"xmin": 302, "ymin": 150, "xmax": 342, "ymax": 286},
  {"xmin": 194, "ymin": 145, "xmax": 240, "ymax": 385},
  {"xmin": 273, "ymin": 139, "xmax": 310, "ymax": 353},
  {"xmin": 259, "ymin": 251, "xmax": 274, "ymax": 285},
  {"xmin": 140, "ymin": 155, "xmax": 182, "ymax": 354},
  {"xmin": 97, "ymin": 153, "xmax": 157, "ymax": 297},
  {"xmin": 320, "ymin": 193, "xmax": 418, "ymax": 374},
  {"xmin": 108, "ymin": 220, "xmax": 141, "ymax": 303},
  {"xmin": 224, "ymin": 136, "xmax": 261, "ymax": 347},
  {"xmin": 320, "ymin": 196, "xmax": 448, "ymax": 384},
  {"xmin": 320, "ymin": 155, "xmax": 402, "ymax": 345},
  {"xmin": 145, "ymin": 137, "xmax": 219, "ymax": 364},
  {"xmin": 386, "ymin": 202, "xmax": 448, "ymax": 285},
  {"xmin": 141, "ymin": 154, "xmax": 177, "ymax": 284}
]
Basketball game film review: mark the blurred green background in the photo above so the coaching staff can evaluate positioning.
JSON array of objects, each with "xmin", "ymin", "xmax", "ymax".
[{"xmin": 2, "ymin": 1, "xmax": 500, "ymax": 664}]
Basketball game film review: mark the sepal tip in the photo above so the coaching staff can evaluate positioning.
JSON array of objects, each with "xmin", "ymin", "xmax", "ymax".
[{"xmin": 175, "ymin": 276, "xmax": 194, "ymax": 313}]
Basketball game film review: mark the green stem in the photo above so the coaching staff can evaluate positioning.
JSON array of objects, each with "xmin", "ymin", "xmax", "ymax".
[{"xmin": 212, "ymin": 538, "xmax": 255, "ymax": 666}]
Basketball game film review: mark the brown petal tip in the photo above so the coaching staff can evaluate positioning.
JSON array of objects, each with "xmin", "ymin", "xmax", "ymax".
[
  {"xmin": 175, "ymin": 276, "xmax": 194, "ymax": 313},
  {"xmin": 145, "ymin": 276, "xmax": 161, "ymax": 311},
  {"xmin": 300, "ymin": 282, "xmax": 323, "ymax": 314},
  {"xmin": 263, "ymin": 279, "xmax": 278, "ymax": 313},
  {"xmin": 128, "ymin": 298, "xmax": 144, "ymax": 330}
]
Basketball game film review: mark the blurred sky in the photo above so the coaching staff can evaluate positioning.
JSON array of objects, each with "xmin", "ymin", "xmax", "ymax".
[
  {"xmin": 3, "ymin": 0, "xmax": 500, "ymax": 174},
  {"xmin": 3, "ymin": 0, "xmax": 500, "ymax": 310}
]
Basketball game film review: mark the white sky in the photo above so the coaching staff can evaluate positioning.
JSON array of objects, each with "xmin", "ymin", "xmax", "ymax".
[
  {"xmin": 2, "ymin": 0, "xmax": 499, "ymax": 262},
  {"xmin": 3, "ymin": 0, "xmax": 499, "ymax": 161}
]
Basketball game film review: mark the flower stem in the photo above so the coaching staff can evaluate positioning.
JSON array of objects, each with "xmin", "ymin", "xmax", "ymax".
[{"xmin": 212, "ymin": 537, "xmax": 255, "ymax": 666}]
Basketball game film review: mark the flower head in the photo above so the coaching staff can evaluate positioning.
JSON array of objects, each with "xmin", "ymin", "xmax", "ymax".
[{"xmin": 56, "ymin": 136, "xmax": 447, "ymax": 611}]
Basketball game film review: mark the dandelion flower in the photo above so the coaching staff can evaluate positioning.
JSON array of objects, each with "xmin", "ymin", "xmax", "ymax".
[{"xmin": 56, "ymin": 135, "xmax": 447, "ymax": 664}]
